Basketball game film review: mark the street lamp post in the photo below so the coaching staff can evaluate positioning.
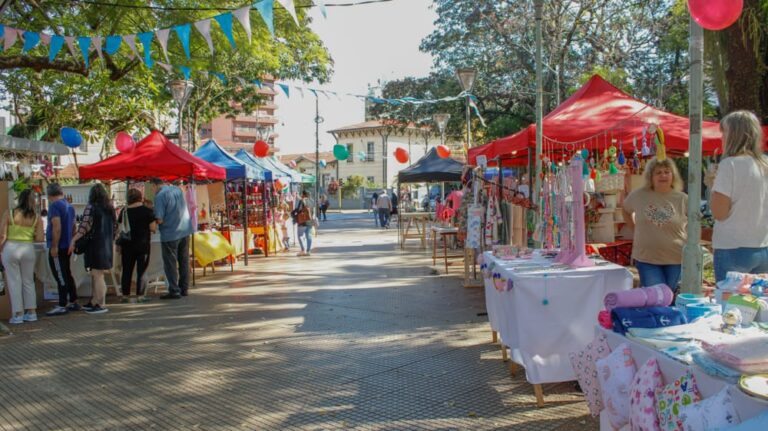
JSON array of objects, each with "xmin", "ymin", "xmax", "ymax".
[
  {"xmin": 456, "ymin": 67, "xmax": 477, "ymax": 155},
  {"xmin": 168, "ymin": 79, "xmax": 195, "ymax": 148},
  {"xmin": 314, "ymin": 95, "xmax": 324, "ymax": 206},
  {"xmin": 433, "ymin": 113, "xmax": 450, "ymax": 149}
]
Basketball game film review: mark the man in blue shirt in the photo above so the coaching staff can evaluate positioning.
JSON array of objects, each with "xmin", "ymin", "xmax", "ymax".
[
  {"xmin": 151, "ymin": 178, "xmax": 192, "ymax": 299},
  {"xmin": 45, "ymin": 183, "xmax": 80, "ymax": 316}
]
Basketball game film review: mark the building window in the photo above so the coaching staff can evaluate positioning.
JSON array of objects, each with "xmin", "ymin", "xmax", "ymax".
[
  {"xmin": 366, "ymin": 142, "xmax": 375, "ymax": 162},
  {"xmin": 346, "ymin": 143, "xmax": 354, "ymax": 163}
]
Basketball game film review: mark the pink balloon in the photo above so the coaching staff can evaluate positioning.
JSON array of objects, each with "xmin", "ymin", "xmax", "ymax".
[
  {"xmin": 688, "ymin": 0, "xmax": 743, "ymax": 31},
  {"xmin": 115, "ymin": 132, "xmax": 136, "ymax": 153}
]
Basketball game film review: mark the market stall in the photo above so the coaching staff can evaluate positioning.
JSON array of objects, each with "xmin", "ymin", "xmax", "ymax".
[
  {"xmin": 194, "ymin": 139, "xmax": 267, "ymax": 263},
  {"xmin": 79, "ymin": 130, "xmax": 226, "ymax": 286}
]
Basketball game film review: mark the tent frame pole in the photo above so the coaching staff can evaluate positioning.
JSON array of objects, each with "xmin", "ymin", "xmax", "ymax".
[
  {"xmin": 243, "ymin": 178, "xmax": 249, "ymax": 264},
  {"xmin": 533, "ymin": 0, "xmax": 544, "ymax": 249}
]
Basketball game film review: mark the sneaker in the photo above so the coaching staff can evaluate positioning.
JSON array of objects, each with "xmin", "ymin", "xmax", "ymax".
[
  {"xmin": 8, "ymin": 315, "xmax": 24, "ymax": 325},
  {"xmin": 46, "ymin": 306, "xmax": 69, "ymax": 316},
  {"xmin": 23, "ymin": 313, "xmax": 38, "ymax": 322},
  {"xmin": 159, "ymin": 293, "xmax": 181, "ymax": 300},
  {"xmin": 85, "ymin": 305, "xmax": 109, "ymax": 314},
  {"xmin": 66, "ymin": 303, "xmax": 82, "ymax": 312},
  {"xmin": 82, "ymin": 303, "xmax": 95, "ymax": 312},
  {"xmin": 137, "ymin": 296, "xmax": 151, "ymax": 303}
]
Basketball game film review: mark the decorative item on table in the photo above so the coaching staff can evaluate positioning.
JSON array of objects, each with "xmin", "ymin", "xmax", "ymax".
[
  {"xmin": 610, "ymin": 306, "xmax": 687, "ymax": 335},
  {"xmin": 675, "ymin": 293, "xmax": 709, "ymax": 319},
  {"xmin": 568, "ymin": 333, "xmax": 611, "ymax": 417},
  {"xmin": 678, "ymin": 386, "xmax": 742, "ymax": 430},
  {"xmin": 655, "ymin": 369, "xmax": 702, "ymax": 431},
  {"xmin": 725, "ymin": 294, "xmax": 766, "ymax": 326},
  {"xmin": 686, "ymin": 303, "xmax": 722, "ymax": 321},
  {"xmin": 629, "ymin": 358, "xmax": 665, "ymax": 430},
  {"xmin": 739, "ymin": 374, "xmax": 768, "ymax": 401},
  {"xmin": 492, "ymin": 272, "xmax": 506, "ymax": 292},
  {"xmin": 596, "ymin": 343, "xmax": 636, "ymax": 429}
]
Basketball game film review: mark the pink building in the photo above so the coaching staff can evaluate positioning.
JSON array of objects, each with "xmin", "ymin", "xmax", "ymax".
[{"xmin": 199, "ymin": 77, "xmax": 280, "ymax": 154}]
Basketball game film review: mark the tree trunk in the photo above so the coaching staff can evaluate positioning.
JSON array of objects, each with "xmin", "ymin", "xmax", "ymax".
[{"xmin": 723, "ymin": 0, "xmax": 765, "ymax": 121}]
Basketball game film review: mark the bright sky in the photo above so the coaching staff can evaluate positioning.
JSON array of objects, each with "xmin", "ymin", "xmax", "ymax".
[{"xmin": 274, "ymin": 0, "xmax": 437, "ymax": 156}]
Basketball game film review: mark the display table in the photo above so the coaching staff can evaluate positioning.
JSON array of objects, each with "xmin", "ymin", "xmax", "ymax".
[
  {"xmin": 399, "ymin": 212, "xmax": 432, "ymax": 249},
  {"xmin": 431, "ymin": 226, "xmax": 462, "ymax": 273},
  {"xmin": 482, "ymin": 251, "xmax": 632, "ymax": 406},
  {"xmin": 599, "ymin": 327, "xmax": 768, "ymax": 430}
]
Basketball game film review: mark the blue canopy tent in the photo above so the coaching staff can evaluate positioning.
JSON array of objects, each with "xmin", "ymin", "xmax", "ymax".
[
  {"xmin": 194, "ymin": 140, "xmax": 265, "ymax": 181},
  {"xmin": 235, "ymin": 149, "xmax": 283, "ymax": 181}
]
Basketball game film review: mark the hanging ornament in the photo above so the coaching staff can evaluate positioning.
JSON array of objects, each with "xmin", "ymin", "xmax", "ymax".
[
  {"xmin": 595, "ymin": 169, "xmax": 602, "ymax": 182},
  {"xmin": 609, "ymin": 161, "xmax": 619, "ymax": 175},
  {"xmin": 583, "ymin": 160, "xmax": 590, "ymax": 178},
  {"xmin": 581, "ymin": 148, "xmax": 590, "ymax": 159},
  {"xmin": 654, "ymin": 126, "xmax": 667, "ymax": 161},
  {"xmin": 590, "ymin": 168, "xmax": 597, "ymax": 180}
]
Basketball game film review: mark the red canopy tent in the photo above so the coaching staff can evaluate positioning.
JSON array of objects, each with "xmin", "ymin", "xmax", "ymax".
[
  {"xmin": 469, "ymin": 75, "xmax": 768, "ymax": 166},
  {"xmin": 79, "ymin": 130, "xmax": 226, "ymax": 181}
]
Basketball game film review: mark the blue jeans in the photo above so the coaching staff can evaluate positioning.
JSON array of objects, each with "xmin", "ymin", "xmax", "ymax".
[
  {"xmin": 635, "ymin": 260, "xmax": 682, "ymax": 289},
  {"xmin": 161, "ymin": 236, "xmax": 190, "ymax": 295},
  {"xmin": 378, "ymin": 208, "xmax": 390, "ymax": 228},
  {"xmin": 372, "ymin": 209, "xmax": 379, "ymax": 227},
  {"xmin": 298, "ymin": 225, "xmax": 312, "ymax": 252},
  {"xmin": 714, "ymin": 247, "xmax": 768, "ymax": 282}
]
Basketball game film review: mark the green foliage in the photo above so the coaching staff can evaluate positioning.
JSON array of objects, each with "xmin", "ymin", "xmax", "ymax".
[
  {"xmin": 0, "ymin": 1, "xmax": 332, "ymax": 153},
  {"xmin": 341, "ymin": 175, "xmax": 366, "ymax": 198}
]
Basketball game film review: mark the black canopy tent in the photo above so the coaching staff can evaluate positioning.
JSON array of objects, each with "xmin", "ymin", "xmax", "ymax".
[{"xmin": 397, "ymin": 147, "xmax": 464, "ymax": 183}]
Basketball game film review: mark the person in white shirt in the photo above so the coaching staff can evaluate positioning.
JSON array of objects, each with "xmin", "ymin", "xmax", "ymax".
[
  {"xmin": 710, "ymin": 110, "xmax": 768, "ymax": 282},
  {"xmin": 376, "ymin": 191, "xmax": 392, "ymax": 229}
]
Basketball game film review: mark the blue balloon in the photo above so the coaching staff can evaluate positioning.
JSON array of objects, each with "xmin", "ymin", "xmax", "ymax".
[
  {"xmin": 60, "ymin": 127, "xmax": 82, "ymax": 148},
  {"xmin": 318, "ymin": 159, "xmax": 327, "ymax": 168}
]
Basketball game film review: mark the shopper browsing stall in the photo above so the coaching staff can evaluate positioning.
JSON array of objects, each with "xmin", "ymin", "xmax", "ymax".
[
  {"xmin": 44, "ymin": 183, "xmax": 79, "ymax": 316},
  {"xmin": 622, "ymin": 158, "xmax": 687, "ymax": 289},
  {"xmin": 150, "ymin": 178, "xmax": 192, "ymax": 299},
  {"xmin": 117, "ymin": 189, "xmax": 157, "ymax": 303},
  {"xmin": 710, "ymin": 110, "xmax": 768, "ymax": 281}
]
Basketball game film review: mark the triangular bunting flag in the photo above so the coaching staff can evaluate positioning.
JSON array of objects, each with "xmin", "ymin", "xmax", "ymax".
[
  {"xmin": 173, "ymin": 24, "xmax": 192, "ymax": 59},
  {"xmin": 308, "ymin": 88, "xmax": 318, "ymax": 97},
  {"xmin": 232, "ymin": 6, "xmax": 252, "ymax": 43},
  {"xmin": 194, "ymin": 19, "xmax": 214, "ymax": 54},
  {"xmin": 39, "ymin": 33, "xmax": 51, "ymax": 46},
  {"xmin": 179, "ymin": 65, "xmax": 191, "ymax": 80},
  {"xmin": 104, "ymin": 35, "xmax": 121, "ymax": 55},
  {"xmin": 236, "ymin": 77, "xmax": 247, "ymax": 87},
  {"xmin": 48, "ymin": 35, "xmax": 64, "ymax": 62},
  {"xmin": 211, "ymin": 71, "xmax": 227, "ymax": 84},
  {"xmin": 77, "ymin": 36, "xmax": 91, "ymax": 68},
  {"xmin": 4, "ymin": 28, "xmax": 19, "ymax": 51},
  {"xmin": 22, "ymin": 31, "xmax": 40, "ymax": 53},
  {"xmin": 318, "ymin": 0, "xmax": 328, "ymax": 18},
  {"xmin": 252, "ymin": 79, "xmax": 262, "ymax": 88},
  {"xmin": 214, "ymin": 12, "xmax": 236, "ymax": 49},
  {"xmin": 278, "ymin": 83, "xmax": 290, "ymax": 97},
  {"xmin": 0, "ymin": 25, "xmax": 4, "ymax": 40},
  {"xmin": 64, "ymin": 36, "xmax": 78, "ymax": 59},
  {"xmin": 123, "ymin": 34, "xmax": 140, "ymax": 60},
  {"xmin": 155, "ymin": 28, "xmax": 170, "ymax": 62},
  {"xmin": 254, "ymin": 0, "xmax": 275, "ymax": 37},
  {"xmin": 157, "ymin": 62, "xmax": 173, "ymax": 73},
  {"xmin": 296, "ymin": 87, "xmax": 305, "ymax": 98},
  {"xmin": 276, "ymin": 0, "xmax": 300, "ymax": 26},
  {"xmin": 92, "ymin": 36, "xmax": 103, "ymax": 61},
  {"xmin": 137, "ymin": 31, "xmax": 154, "ymax": 67}
]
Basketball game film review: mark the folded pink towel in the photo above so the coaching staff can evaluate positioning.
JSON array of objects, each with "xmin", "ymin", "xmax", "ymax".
[
  {"xmin": 604, "ymin": 284, "xmax": 674, "ymax": 311},
  {"xmin": 598, "ymin": 310, "xmax": 612, "ymax": 329}
]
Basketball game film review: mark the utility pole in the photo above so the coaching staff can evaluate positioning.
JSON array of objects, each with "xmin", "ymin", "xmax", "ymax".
[{"xmin": 533, "ymin": 0, "xmax": 544, "ymax": 248}]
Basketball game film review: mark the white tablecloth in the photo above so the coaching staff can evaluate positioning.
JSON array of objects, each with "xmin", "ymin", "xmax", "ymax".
[
  {"xmin": 483, "ymin": 251, "xmax": 632, "ymax": 384},
  {"xmin": 599, "ymin": 327, "xmax": 768, "ymax": 430}
]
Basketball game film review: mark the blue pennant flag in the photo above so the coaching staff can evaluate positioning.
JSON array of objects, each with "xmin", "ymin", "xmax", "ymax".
[
  {"xmin": 254, "ymin": 0, "xmax": 275, "ymax": 37},
  {"xmin": 308, "ymin": 89, "xmax": 318, "ymax": 97},
  {"xmin": 105, "ymin": 35, "xmax": 122, "ymax": 55},
  {"xmin": 137, "ymin": 31, "xmax": 154, "ymax": 68},
  {"xmin": 0, "ymin": 25, "xmax": 4, "ymax": 39},
  {"xmin": 211, "ymin": 71, "xmax": 227, "ymax": 84},
  {"xmin": 174, "ymin": 24, "xmax": 192, "ymax": 59},
  {"xmin": 214, "ymin": 12, "xmax": 236, "ymax": 49},
  {"xmin": 252, "ymin": 79, "xmax": 262, "ymax": 88},
  {"xmin": 318, "ymin": 0, "xmax": 327, "ymax": 18},
  {"xmin": 77, "ymin": 36, "xmax": 91, "ymax": 68},
  {"xmin": 179, "ymin": 66, "xmax": 191, "ymax": 80},
  {"xmin": 278, "ymin": 83, "xmax": 290, "ymax": 98},
  {"xmin": 22, "ymin": 31, "xmax": 40, "ymax": 53},
  {"xmin": 48, "ymin": 35, "xmax": 64, "ymax": 62}
]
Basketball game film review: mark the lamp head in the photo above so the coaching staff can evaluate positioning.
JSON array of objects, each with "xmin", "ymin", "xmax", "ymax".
[
  {"xmin": 433, "ymin": 113, "xmax": 451, "ymax": 134},
  {"xmin": 168, "ymin": 79, "xmax": 195, "ymax": 106},
  {"xmin": 456, "ymin": 67, "xmax": 477, "ymax": 91}
]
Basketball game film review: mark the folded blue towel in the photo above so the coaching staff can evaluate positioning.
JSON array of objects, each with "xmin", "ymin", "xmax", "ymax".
[
  {"xmin": 611, "ymin": 306, "xmax": 687, "ymax": 335},
  {"xmin": 691, "ymin": 352, "xmax": 741, "ymax": 384}
]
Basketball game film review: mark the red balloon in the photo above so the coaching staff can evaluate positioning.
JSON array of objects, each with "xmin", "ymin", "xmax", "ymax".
[
  {"xmin": 687, "ymin": 0, "xmax": 743, "ymax": 31},
  {"xmin": 394, "ymin": 147, "xmax": 409, "ymax": 164},
  {"xmin": 436, "ymin": 145, "xmax": 451, "ymax": 158},
  {"xmin": 253, "ymin": 140, "xmax": 270, "ymax": 158},
  {"xmin": 115, "ymin": 131, "xmax": 136, "ymax": 153}
]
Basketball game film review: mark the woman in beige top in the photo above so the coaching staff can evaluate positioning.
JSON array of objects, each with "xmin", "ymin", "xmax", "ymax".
[{"xmin": 622, "ymin": 158, "xmax": 688, "ymax": 289}]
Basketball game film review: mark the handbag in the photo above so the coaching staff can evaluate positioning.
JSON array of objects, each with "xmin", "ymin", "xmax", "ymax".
[
  {"xmin": 74, "ymin": 231, "xmax": 92, "ymax": 255},
  {"xmin": 115, "ymin": 206, "xmax": 131, "ymax": 246},
  {"xmin": 297, "ymin": 207, "xmax": 311, "ymax": 225}
]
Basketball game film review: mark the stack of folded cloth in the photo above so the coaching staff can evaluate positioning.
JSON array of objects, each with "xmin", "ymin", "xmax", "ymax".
[
  {"xmin": 602, "ymin": 284, "xmax": 687, "ymax": 335},
  {"xmin": 701, "ymin": 336, "xmax": 768, "ymax": 374}
]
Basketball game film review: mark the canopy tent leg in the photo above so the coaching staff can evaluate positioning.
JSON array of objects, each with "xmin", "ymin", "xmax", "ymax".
[{"xmin": 243, "ymin": 179, "xmax": 249, "ymax": 266}]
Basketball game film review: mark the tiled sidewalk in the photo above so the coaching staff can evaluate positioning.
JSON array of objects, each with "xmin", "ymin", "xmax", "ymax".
[{"xmin": 0, "ymin": 219, "xmax": 597, "ymax": 430}]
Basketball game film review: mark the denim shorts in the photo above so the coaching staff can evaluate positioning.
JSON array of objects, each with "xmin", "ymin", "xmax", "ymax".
[{"xmin": 714, "ymin": 247, "xmax": 768, "ymax": 282}]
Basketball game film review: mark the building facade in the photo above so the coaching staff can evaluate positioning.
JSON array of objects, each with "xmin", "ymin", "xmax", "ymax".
[{"xmin": 199, "ymin": 76, "xmax": 280, "ymax": 154}]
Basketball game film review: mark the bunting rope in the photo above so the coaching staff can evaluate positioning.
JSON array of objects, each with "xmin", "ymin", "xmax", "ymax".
[{"xmin": 55, "ymin": 0, "xmax": 396, "ymax": 10}]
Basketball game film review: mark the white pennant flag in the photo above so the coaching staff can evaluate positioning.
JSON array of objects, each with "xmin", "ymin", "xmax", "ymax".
[
  {"xmin": 296, "ymin": 87, "xmax": 305, "ymax": 98},
  {"xmin": 157, "ymin": 62, "xmax": 173, "ymax": 73},
  {"xmin": 123, "ymin": 34, "xmax": 140, "ymax": 60},
  {"xmin": 194, "ymin": 19, "xmax": 214, "ymax": 54},
  {"xmin": 39, "ymin": 33, "xmax": 51, "ymax": 46},
  {"xmin": 232, "ymin": 6, "xmax": 252, "ymax": 43},
  {"xmin": 3, "ymin": 27, "xmax": 18, "ymax": 51},
  {"xmin": 92, "ymin": 36, "xmax": 103, "ymax": 61},
  {"xmin": 276, "ymin": 0, "xmax": 300, "ymax": 26},
  {"xmin": 236, "ymin": 77, "xmax": 247, "ymax": 87},
  {"xmin": 155, "ymin": 28, "xmax": 171, "ymax": 62},
  {"xmin": 64, "ymin": 36, "xmax": 78, "ymax": 59}
]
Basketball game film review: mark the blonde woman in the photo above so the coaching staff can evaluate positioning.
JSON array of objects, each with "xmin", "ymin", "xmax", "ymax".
[
  {"xmin": 0, "ymin": 190, "xmax": 44, "ymax": 324},
  {"xmin": 623, "ymin": 158, "xmax": 688, "ymax": 288},
  {"xmin": 711, "ymin": 110, "xmax": 768, "ymax": 282}
]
